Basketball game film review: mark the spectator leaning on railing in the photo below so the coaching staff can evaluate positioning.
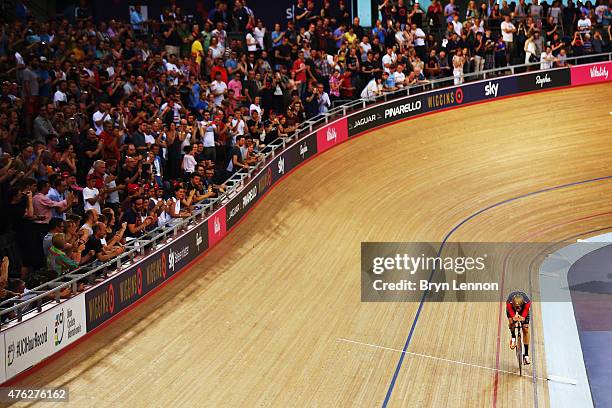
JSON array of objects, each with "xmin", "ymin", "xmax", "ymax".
[{"xmin": 0, "ymin": 0, "xmax": 609, "ymax": 294}]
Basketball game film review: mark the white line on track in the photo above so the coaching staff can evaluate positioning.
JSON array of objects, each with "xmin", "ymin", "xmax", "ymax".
[{"xmin": 337, "ymin": 337, "xmax": 575, "ymax": 384}]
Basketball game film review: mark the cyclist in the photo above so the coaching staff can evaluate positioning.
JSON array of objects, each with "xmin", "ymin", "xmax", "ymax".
[{"xmin": 507, "ymin": 291, "xmax": 532, "ymax": 365}]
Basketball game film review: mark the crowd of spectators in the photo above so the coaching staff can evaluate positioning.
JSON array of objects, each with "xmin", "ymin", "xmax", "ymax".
[{"xmin": 0, "ymin": 0, "xmax": 610, "ymax": 301}]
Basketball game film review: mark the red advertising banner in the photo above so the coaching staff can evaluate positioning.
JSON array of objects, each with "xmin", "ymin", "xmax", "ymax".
[
  {"xmin": 570, "ymin": 61, "xmax": 611, "ymax": 86},
  {"xmin": 208, "ymin": 206, "xmax": 227, "ymax": 247},
  {"xmin": 316, "ymin": 117, "xmax": 348, "ymax": 153}
]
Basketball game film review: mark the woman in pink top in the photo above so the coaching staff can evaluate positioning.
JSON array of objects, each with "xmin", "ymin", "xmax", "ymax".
[
  {"xmin": 228, "ymin": 74, "xmax": 243, "ymax": 99},
  {"xmin": 328, "ymin": 70, "xmax": 341, "ymax": 101}
]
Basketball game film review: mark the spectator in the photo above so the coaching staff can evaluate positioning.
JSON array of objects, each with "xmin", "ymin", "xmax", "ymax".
[
  {"xmin": 577, "ymin": 13, "xmax": 592, "ymax": 34},
  {"xmin": 452, "ymin": 48, "xmax": 466, "ymax": 84},
  {"xmin": 32, "ymin": 104, "xmax": 57, "ymax": 144},
  {"xmin": 166, "ymin": 185, "xmax": 194, "ymax": 220},
  {"xmin": 500, "ymin": 15, "xmax": 516, "ymax": 65},
  {"xmin": 79, "ymin": 209, "xmax": 98, "ymax": 241},
  {"xmin": 361, "ymin": 75, "xmax": 383, "ymax": 99},
  {"xmin": 316, "ymin": 83, "xmax": 331, "ymax": 114},
  {"xmin": 83, "ymin": 221, "xmax": 124, "ymax": 263},
  {"xmin": 47, "ymin": 176, "xmax": 71, "ymax": 220},
  {"xmin": 524, "ymin": 34, "xmax": 538, "ymax": 65},
  {"xmin": 83, "ymin": 174, "xmax": 103, "ymax": 214},
  {"xmin": 122, "ymin": 197, "xmax": 151, "ymax": 239},
  {"xmin": 540, "ymin": 46, "xmax": 556, "ymax": 69},
  {"xmin": 48, "ymin": 233, "xmax": 85, "ymax": 276},
  {"xmin": 227, "ymin": 135, "xmax": 248, "ymax": 174},
  {"xmin": 0, "ymin": 0, "xmax": 607, "ymax": 294},
  {"xmin": 43, "ymin": 217, "xmax": 65, "ymax": 256}
]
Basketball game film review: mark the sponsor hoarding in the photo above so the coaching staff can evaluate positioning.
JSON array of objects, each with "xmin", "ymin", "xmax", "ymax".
[
  {"xmin": 348, "ymin": 96, "xmax": 424, "ymax": 137},
  {"xmin": 223, "ymin": 133, "xmax": 319, "ymax": 232},
  {"xmin": 462, "ymin": 76, "xmax": 518, "ymax": 103},
  {"xmin": 1, "ymin": 61, "xmax": 594, "ymax": 383},
  {"xmin": 316, "ymin": 118, "xmax": 348, "ymax": 152},
  {"xmin": 207, "ymin": 207, "xmax": 227, "ymax": 248},
  {"xmin": 226, "ymin": 167, "xmax": 274, "ymax": 230},
  {"xmin": 570, "ymin": 61, "xmax": 611, "ymax": 86},
  {"xmin": 423, "ymin": 87, "xmax": 465, "ymax": 111},
  {"xmin": 516, "ymin": 67, "xmax": 571, "ymax": 92},
  {"xmin": 271, "ymin": 134, "xmax": 317, "ymax": 184},
  {"xmin": 85, "ymin": 223, "xmax": 205, "ymax": 331},
  {"xmin": 4, "ymin": 296, "xmax": 86, "ymax": 380}
]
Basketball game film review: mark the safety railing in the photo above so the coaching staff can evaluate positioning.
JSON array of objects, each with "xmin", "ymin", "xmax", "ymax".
[
  {"xmin": 333, "ymin": 51, "xmax": 611, "ymax": 108},
  {"xmin": 0, "ymin": 51, "xmax": 610, "ymax": 327}
]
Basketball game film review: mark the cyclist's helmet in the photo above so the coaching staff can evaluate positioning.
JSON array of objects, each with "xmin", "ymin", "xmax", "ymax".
[{"xmin": 512, "ymin": 294, "xmax": 525, "ymax": 309}]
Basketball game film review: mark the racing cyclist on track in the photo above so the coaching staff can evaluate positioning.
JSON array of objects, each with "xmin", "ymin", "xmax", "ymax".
[{"xmin": 507, "ymin": 291, "xmax": 532, "ymax": 365}]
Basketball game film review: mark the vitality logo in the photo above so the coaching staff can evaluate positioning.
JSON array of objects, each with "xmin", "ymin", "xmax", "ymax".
[
  {"xmin": 326, "ymin": 126, "xmax": 337, "ymax": 142},
  {"xmin": 214, "ymin": 216, "xmax": 221, "ymax": 235},
  {"xmin": 590, "ymin": 66, "xmax": 608, "ymax": 79}
]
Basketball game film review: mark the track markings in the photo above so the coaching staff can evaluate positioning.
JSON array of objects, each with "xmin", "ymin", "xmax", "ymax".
[{"xmin": 337, "ymin": 337, "xmax": 556, "ymax": 382}]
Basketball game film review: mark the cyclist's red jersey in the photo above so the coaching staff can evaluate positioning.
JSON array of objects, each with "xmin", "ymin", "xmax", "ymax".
[{"xmin": 506, "ymin": 291, "xmax": 532, "ymax": 318}]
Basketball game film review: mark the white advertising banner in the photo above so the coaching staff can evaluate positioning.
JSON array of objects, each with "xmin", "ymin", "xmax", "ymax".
[{"xmin": 4, "ymin": 296, "xmax": 86, "ymax": 380}]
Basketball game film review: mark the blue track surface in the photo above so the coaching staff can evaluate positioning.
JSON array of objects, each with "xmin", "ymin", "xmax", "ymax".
[{"xmin": 568, "ymin": 244, "xmax": 612, "ymax": 408}]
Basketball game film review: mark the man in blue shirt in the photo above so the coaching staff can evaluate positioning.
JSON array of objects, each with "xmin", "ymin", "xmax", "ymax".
[
  {"xmin": 47, "ymin": 176, "xmax": 70, "ymax": 220},
  {"xmin": 130, "ymin": 5, "xmax": 145, "ymax": 32}
]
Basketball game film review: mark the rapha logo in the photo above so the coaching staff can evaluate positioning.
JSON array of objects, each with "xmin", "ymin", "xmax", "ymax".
[
  {"xmin": 213, "ymin": 216, "xmax": 221, "ymax": 235},
  {"xmin": 484, "ymin": 81, "xmax": 498, "ymax": 97},
  {"xmin": 299, "ymin": 143, "xmax": 308, "ymax": 158},
  {"xmin": 590, "ymin": 66, "xmax": 608, "ymax": 79},
  {"xmin": 326, "ymin": 126, "xmax": 337, "ymax": 142},
  {"xmin": 277, "ymin": 157, "xmax": 285, "ymax": 175},
  {"xmin": 535, "ymin": 74, "xmax": 551, "ymax": 87},
  {"xmin": 195, "ymin": 231, "xmax": 203, "ymax": 251}
]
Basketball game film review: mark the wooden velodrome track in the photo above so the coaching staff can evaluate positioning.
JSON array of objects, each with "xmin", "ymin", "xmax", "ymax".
[{"xmin": 9, "ymin": 83, "xmax": 612, "ymax": 407}]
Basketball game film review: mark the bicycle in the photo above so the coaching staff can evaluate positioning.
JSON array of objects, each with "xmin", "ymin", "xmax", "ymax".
[{"xmin": 514, "ymin": 319, "xmax": 524, "ymax": 375}]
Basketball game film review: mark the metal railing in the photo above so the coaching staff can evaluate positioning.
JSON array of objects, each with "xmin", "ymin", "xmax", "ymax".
[
  {"xmin": 333, "ymin": 52, "xmax": 611, "ymax": 108},
  {"xmin": 0, "ymin": 51, "xmax": 610, "ymax": 327}
]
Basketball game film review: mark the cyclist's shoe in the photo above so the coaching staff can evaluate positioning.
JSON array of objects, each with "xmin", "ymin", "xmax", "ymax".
[
  {"xmin": 510, "ymin": 338, "xmax": 517, "ymax": 349},
  {"xmin": 524, "ymin": 355, "xmax": 531, "ymax": 365}
]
